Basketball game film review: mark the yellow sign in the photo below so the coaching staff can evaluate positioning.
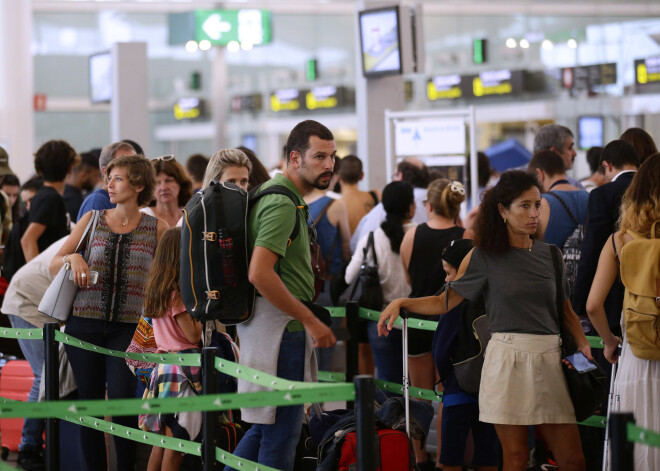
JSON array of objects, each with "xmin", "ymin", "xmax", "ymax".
[
  {"xmin": 270, "ymin": 90, "xmax": 300, "ymax": 112},
  {"xmin": 427, "ymin": 81, "xmax": 461, "ymax": 100},
  {"xmin": 306, "ymin": 87, "xmax": 339, "ymax": 110},
  {"xmin": 472, "ymin": 77, "xmax": 512, "ymax": 97}
]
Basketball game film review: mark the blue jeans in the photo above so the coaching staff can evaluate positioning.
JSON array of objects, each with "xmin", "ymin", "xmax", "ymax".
[
  {"xmin": 7, "ymin": 316, "xmax": 45, "ymax": 451},
  {"xmin": 367, "ymin": 321, "xmax": 403, "ymax": 383},
  {"xmin": 228, "ymin": 329, "xmax": 305, "ymax": 471},
  {"xmin": 63, "ymin": 316, "xmax": 137, "ymax": 471}
]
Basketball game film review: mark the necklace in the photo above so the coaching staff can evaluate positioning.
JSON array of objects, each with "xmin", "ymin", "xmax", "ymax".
[{"xmin": 528, "ymin": 239, "xmax": 533, "ymax": 251}]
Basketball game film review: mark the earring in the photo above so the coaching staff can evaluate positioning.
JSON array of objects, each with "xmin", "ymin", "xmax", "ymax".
[{"xmin": 503, "ymin": 218, "xmax": 507, "ymax": 224}]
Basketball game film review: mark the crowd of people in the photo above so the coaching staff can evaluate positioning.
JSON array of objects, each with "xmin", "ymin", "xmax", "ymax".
[{"xmin": 0, "ymin": 120, "xmax": 657, "ymax": 471}]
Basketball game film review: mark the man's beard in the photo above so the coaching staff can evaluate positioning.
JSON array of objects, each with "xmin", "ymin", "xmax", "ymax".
[{"xmin": 303, "ymin": 171, "xmax": 333, "ymax": 190}]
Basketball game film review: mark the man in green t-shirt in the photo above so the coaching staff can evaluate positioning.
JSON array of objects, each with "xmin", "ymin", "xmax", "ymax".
[{"xmin": 232, "ymin": 120, "xmax": 337, "ymax": 471}]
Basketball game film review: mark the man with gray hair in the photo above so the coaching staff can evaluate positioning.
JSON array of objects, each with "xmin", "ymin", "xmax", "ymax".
[
  {"xmin": 533, "ymin": 124, "xmax": 582, "ymax": 188},
  {"xmin": 76, "ymin": 141, "xmax": 135, "ymax": 221}
]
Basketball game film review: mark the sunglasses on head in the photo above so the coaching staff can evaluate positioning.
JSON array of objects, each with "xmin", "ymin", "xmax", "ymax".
[{"xmin": 152, "ymin": 154, "xmax": 175, "ymax": 162}]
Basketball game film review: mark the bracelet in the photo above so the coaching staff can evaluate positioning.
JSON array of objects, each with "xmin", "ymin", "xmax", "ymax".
[{"xmin": 62, "ymin": 254, "xmax": 69, "ymax": 265}]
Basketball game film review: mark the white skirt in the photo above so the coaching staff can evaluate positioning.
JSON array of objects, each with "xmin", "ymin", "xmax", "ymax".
[
  {"xmin": 479, "ymin": 332, "xmax": 576, "ymax": 425},
  {"xmin": 614, "ymin": 335, "xmax": 660, "ymax": 470}
]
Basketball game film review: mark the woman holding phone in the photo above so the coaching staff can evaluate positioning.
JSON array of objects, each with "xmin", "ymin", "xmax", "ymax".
[
  {"xmin": 378, "ymin": 171, "xmax": 592, "ymax": 471},
  {"xmin": 50, "ymin": 155, "xmax": 168, "ymax": 471}
]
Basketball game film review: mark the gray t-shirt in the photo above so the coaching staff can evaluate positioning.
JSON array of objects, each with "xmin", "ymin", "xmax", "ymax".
[{"xmin": 449, "ymin": 242, "xmax": 567, "ymax": 335}]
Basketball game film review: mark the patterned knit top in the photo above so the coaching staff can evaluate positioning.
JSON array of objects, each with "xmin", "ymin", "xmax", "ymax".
[{"xmin": 72, "ymin": 210, "xmax": 158, "ymax": 323}]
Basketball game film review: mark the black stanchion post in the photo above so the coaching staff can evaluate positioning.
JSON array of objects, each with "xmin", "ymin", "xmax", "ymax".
[
  {"xmin": 202, "ymin": 347, "xmax": 220, "ymax": 471},
  {"xmin": 44, "ymin": 323, "xmax": 59, "ymax": 471},
  {"xmin": 354, "ymin": 375, "xmax": 376, "ymax": 471},
  {"xmin": 345, "ymin": 301, "xmax": 359, "ymax": 410},
  {"xmin": 609, "ymin": 412, "xmax": 635, "ymax": 471}
]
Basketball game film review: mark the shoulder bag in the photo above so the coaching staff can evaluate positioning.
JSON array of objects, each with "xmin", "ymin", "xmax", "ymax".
[
  {"xmin": 339, "ymin": 232, "xmax": 383, "ymax": 310},
  {"xmin": 38, "ymin": 210, "xmax": 100, "ymax": 322}
]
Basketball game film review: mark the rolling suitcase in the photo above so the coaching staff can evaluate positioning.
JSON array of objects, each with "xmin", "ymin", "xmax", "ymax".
[{"xmin": 0, "ymin": 360, "xmax": 35, "ymax": 459}]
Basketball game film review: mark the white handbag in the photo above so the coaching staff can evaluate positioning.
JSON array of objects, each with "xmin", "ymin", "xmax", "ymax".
[{"xmin": 38, "ymin": 210, "xmax": 100, "ymax": 322}]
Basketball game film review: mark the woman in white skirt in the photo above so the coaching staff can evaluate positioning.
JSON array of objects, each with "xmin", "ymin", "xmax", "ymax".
[
  {"xmin": 586, "ymin": 155, "xmax": 660, "ymax": 470},
  {"xmin": 378, "ymin": 170, "xmax": 593, "ymax": 471}
]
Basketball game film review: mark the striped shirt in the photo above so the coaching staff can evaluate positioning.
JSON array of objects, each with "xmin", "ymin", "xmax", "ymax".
[{"xmin": 72, "ymin": 210, "xmax": 158, "ymax": 323}]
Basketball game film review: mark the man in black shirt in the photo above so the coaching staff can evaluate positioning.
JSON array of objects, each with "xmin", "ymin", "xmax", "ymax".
[
  {"xmin": 64, "ymin": 149, "xmax": 101, "ymax": 219},
  {"xmin": 20, "ymin": 140, "xmax": 78, "ymax": 262}
]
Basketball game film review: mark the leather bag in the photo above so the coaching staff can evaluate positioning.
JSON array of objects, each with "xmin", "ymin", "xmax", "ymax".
[
  {"xmin": 38, "ymin": 210, "xmax": 100, "ymax": 322},
  {"xmin": 339, "ymin": 232, "xmax": 383, "ymax": 310},
  {"xmin": 550, "ymin": 245, "xmax": 606, "ymax": 422}
]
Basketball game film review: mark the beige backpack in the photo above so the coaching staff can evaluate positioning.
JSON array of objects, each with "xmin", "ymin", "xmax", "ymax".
[{"xmin": 620, "ymin": 222, "xmax": 660, "ymax": 360}]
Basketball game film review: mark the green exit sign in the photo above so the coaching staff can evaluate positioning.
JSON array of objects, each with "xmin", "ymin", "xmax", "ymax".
[
  {"xmin": 195, "ymin": 9, "xmax": 272, "ymax": 46},
  {"xmin": 473, "ymin": 38, "xmax": 487, "ymax": 65}
]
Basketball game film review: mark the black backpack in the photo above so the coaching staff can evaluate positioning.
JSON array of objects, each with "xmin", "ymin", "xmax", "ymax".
[
  {"xmin": 180, "ymin": 181, "xmax": 304, "ymax": 324},
  {"xmin": 450, "ymin": 295, "xmax": 490, "ymax": 394},
  {"xmin": 547, "ymin": 191, "xmax": 584, "ymax": 297}
]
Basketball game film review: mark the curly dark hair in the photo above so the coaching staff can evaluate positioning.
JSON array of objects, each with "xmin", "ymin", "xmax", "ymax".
[
  {"xmin": 34, "ymin": 140, "xmax": 78, "ymax": 182},
  {"xmin": 474, "ymin": 170, "xmax": 541, "ymax": 254}
]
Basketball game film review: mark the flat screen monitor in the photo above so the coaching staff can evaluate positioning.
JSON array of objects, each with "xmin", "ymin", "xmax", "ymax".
[
  {"xmin": 89, "ymin": 52, "xmax": 112, "ymax": 104},
  {"xmin": 578, "ymin": 116, "xmax": 604, "ymax": 150},
  {"xmin": 358, "ymin": 6, "xmax": 402, "ymax": 78}
]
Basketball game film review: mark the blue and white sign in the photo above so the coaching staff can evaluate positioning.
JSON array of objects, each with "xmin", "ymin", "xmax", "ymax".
[{"xmin": 394, "ymin": 119, "xmax": 466, "ymax": 156}]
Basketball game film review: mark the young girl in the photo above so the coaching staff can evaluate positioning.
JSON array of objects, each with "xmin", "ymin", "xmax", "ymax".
[
  {"xmin": 139, "ymin": 227, "xmax": 203, "ymax": 471},
  {"xmin": 432, "ymin": 239, "xmax": 499, "ymax": 471}
]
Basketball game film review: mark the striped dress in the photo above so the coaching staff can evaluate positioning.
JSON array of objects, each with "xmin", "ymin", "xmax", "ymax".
[{"xmin": 72, "ymin": 210, "xmax": 158, "ymax": 323}]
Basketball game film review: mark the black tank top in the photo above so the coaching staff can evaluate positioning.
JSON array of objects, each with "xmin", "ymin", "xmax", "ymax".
[{"xmin": 408, "ymin": 223, "xmax": 465, "ymax": 298}]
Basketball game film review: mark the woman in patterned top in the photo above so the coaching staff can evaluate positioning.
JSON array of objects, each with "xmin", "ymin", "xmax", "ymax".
[{"xmin": 50, "ymin": 154, "xmax": 168, "ymax": 471}]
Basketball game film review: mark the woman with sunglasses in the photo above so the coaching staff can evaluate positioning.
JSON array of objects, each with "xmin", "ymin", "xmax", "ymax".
[
  {"xmin": 399, "ymin": 178, "xmax": 472, "ymax": 469},
  {"xmin": 50, "ymin": 155, "xmax": 168, "ymax": 471},
  {"xmin": 143, "ymin": 155, "xmax": 193, "ymax": 227}
]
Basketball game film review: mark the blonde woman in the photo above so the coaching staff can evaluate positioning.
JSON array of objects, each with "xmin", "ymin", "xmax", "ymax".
[
  {"xmin": 202, "ymin": 148, "xmax": 253, "ymax": 191},
  {"xmin": 586, "ymin": 154, "xmax": 660, "ymax": 470},
  {"xmin": 399, "ymin": 178, "xmax": 473, "ymax": 468}
]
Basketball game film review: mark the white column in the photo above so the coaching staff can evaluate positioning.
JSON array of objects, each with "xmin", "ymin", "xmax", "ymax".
[
  {"xmin": 111, "ymin": 42, "xmax": 149, "ymax": 157},
  {"xmin": 211, "ymin": 47, "xmax": 228, "ymax": 151},
  {"xmin": 0, "ymin": 0, "xmax": 34, "ymax": 181}
]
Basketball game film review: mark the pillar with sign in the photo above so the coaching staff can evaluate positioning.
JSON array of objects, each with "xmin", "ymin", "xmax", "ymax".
[{"xmin": 354, "ymin": 2, "xmax": 424, "ymax": 191}]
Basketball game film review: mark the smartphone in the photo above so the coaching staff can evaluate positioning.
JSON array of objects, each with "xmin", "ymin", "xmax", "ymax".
[
  {"xmin": 69, "ymin": 270, "xmax": 98, "ymax": 284},
  {"xmin": 565, "ymin": 352, "xmax": 597, "ymax": 373}
]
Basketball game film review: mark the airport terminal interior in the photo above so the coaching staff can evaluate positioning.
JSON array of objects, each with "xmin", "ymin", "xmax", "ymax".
[{"xmin": 0, "ymin": 1, "xmax": 660, "ymax": 471}]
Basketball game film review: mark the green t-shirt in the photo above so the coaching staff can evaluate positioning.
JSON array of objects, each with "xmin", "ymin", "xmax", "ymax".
[{"xmin": 249, "ymin": 173, "xmax": 314, "ymax": 301}]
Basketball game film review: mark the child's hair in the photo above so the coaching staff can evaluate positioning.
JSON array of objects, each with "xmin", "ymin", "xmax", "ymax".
[{"xmin": 143, "ymin": 227, "xmax": 182, "ymax": 318}]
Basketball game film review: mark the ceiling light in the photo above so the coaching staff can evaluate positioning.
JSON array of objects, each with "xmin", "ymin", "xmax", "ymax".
[
  {"xmin": 199, "ymin": 40, "xmax": 212, "ymax": 51},
  {"xmin": 567, "ymin": 39, "xmax": 578, "ymax": 49},
  {"xmin": 227, "ymin": 41, "xmax": 240, "ymax": 53},
  {"xmin": 541, "ymin": 39, "xmax": 554, "ymax": 50},
  {"xmin": 185, "ymin": 40, "xmax": 198, "ymax": 53},
  {"xmin": 519, "ymin": 39, "xmax": 530, "ymax": 49},
  {"xmin": 506, "ymin": 38, "xmax": 517, "ymax": 49},
  {"xmin": 241, "ymin": 42, "xmax": 253, "ymax": 51}
]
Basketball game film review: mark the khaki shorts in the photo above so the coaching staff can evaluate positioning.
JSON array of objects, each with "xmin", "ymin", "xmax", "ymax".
[{"xmin": 479, "ymin": 332, "xmax": 576, "ymax": 425}]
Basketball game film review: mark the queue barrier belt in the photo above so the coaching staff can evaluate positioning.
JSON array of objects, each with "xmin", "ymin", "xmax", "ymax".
[
  {"xmin": 0, "ymin": 397, "xmax": 276, "ymax": 471},
  {"xmin": 628, "ymin": 422, "xmax": 660, "ymax": 450}
]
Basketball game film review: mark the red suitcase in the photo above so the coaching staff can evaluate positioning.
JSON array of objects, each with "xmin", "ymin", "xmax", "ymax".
[
  {"xmin": 337, "ymin": 428, "xmax": 415, "ymax": 470},
  {"xmin": 0, "ymin": 360, "xmax": 35, "ymax": 458}
]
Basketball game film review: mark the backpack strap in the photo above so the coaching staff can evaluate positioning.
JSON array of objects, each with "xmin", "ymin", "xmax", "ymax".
[
  {"xmin": 369, "ymin": 190, "xmax": 379, "ymax": 206},
  {"xmin": 548, "ymin": 191, "xmax": 578, "ymax": 226},
  {"xmin": 611, "ymin": 233, "xmax": 620, "ymax": 267},
  {"xmin": 367, "ymin": 231, "xmax": 379, "ymax": 268},
  {"xmin": 249, "ymin": 183, "xmax": 304, "ymax": 246},
  {"xmin": 549, "ymin": 245, "xmax": 567, "ymax": 348},
  {"xmin": 313, "ymin": 198, "xmax": 335, "ymax": 226}
]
